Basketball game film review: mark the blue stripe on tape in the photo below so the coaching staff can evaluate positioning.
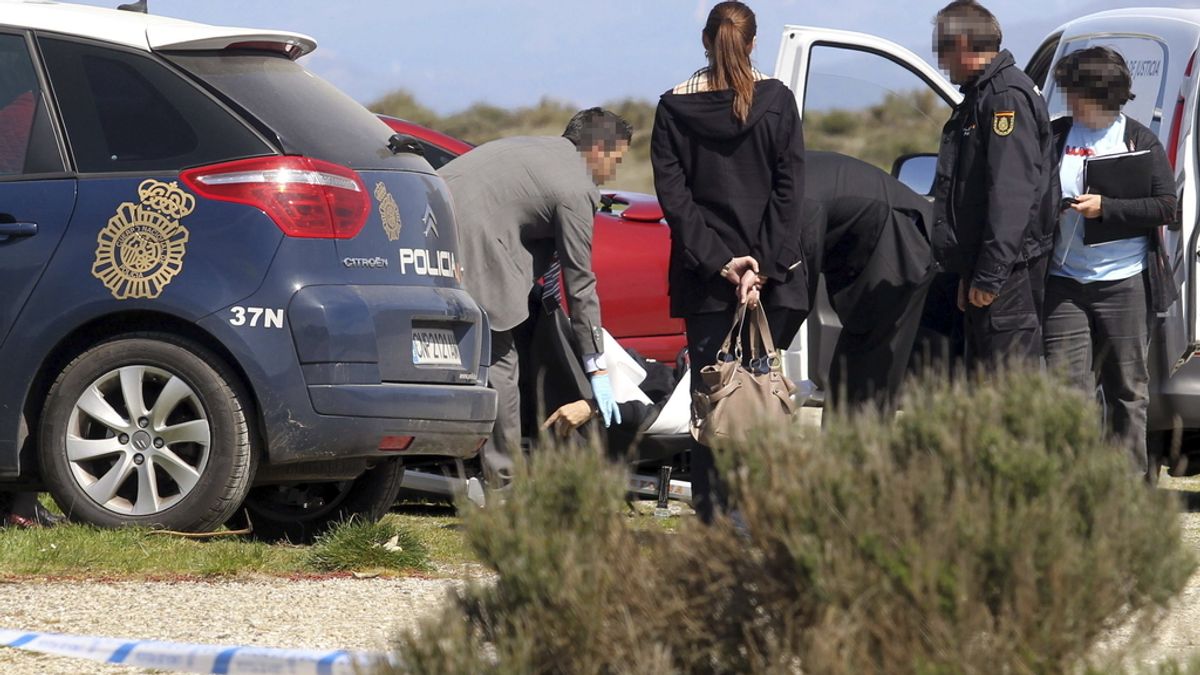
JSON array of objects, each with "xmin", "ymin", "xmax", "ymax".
[
  {"xmin": 317, "ymin": 650, "xmax": 349, "ymax": 675},
  {"xmin": 212, "ymin": 646, "xmax": 240, "ymax": 674},
  {"xmin": 107, "ymin": 641, "xmax": 140, "ymax": 664},
  {"xmin": 6, "ymin": 633, "xmax": 37, "ymax": 648}
]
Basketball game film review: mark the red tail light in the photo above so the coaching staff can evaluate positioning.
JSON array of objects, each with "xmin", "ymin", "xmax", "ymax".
[
  {"xmin": 1168, "ymin": 95, "xmax": 1185, "ymax": 170},
  {"xmin": 181, "ymin": 156, "xmax": 369, "ymax": 239},
  {"xmin": 225, "ymin": 41, "xmax": 305, "ymax": 60},
  {"xmin": 1168, "ymin": 50, "xmax": 1198, "ymax": 170}
]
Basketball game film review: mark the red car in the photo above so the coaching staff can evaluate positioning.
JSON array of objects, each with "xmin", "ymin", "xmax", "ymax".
[{"xmin": 379, "ymin": 116, "xmax": 684, "ymax": 363}]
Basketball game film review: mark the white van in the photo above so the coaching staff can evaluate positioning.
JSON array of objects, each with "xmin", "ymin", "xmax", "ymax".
[{"xmin": 777, "ymin": 9, "xmax": 1200, "ymax": 477}]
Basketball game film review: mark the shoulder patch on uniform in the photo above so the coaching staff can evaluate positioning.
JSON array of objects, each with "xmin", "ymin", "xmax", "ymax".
[{"xmin": 993, "ymin": 110, "xmax": 1016, "ymax": 137}]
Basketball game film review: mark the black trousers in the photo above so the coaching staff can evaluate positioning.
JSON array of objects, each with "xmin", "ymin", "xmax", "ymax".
[
  {"xmin": 828, "ymin": 272, "xmax": 933, "ymax": 413},
  {"xmin": 685, "ymin": 305, "xmax": 806, "ymax": 524},
  {"xmin": 964, "ymin": 258, "xmax": 1044, "ymax": 370},
  {"xmin": 1043, "ymin": 273, "xmax": 1151, "ymax": 474},
  {"xmin": 826, "ymin": 209, "xmax": 935, "ymax": 412}
]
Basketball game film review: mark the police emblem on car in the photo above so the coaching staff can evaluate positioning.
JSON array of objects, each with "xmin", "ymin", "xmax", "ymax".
[
  {"xmin": 374, "ymin": 182, "xmax": 402, "ymax": 241},
  {"xmin": 993, "ymin": 110, "xmax": 1015, "ymax": 137},
  {"xmin": 92, "ymin": 179, "xmax": 193, "ymax": 300}
]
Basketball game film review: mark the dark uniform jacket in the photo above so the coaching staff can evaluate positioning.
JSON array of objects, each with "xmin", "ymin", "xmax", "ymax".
[
  {"xmin": 932, "ymin": 50, "xmax": 1058, "ymax": 296},
  {"xmin": 651, "ymin": 79, "xmax": 809, "ymax": 317},
  {"xmin": 1050, "ymin": 115, "xmax": 1179, "ymax": 313}
]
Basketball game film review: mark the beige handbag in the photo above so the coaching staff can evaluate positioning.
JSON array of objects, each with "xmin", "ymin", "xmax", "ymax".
[{"xmin": 691, "ymin": 304, "xmax": 798, "ymax": 447}]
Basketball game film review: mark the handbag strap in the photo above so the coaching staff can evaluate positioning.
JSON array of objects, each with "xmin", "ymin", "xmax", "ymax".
[
  {"xmin": 747, "ymin": 305, "xmax": 780, "ymax": 367},
  {"xmin": 717, "ymin": 303, "xmax": 749, "ymax": 361},
  {"xmin": 754, "ymin": 305, "xmax": 777, "ymax": 355}
]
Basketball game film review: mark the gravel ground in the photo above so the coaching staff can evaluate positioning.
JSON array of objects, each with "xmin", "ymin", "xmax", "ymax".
[
  {"xmin": 1101, "ymin": 490, "xmax": 1200, "ymax": 668},
  {"xmin": 0, "ymin": 575, "xmax": 466, "ymax": 674}
]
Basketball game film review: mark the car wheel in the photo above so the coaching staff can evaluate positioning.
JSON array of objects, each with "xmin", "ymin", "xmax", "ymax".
[
  {"xmin": 232, "ymin": 459, "xmax": 405, "ymax": 544},
  {"xmin": 39, "ymin": 334, "xmax": 255, "ymax": 532}
]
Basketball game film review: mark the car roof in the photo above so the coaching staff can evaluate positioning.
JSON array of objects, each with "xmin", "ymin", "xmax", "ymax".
[
  {"xmin": 1052, "ymin": 7, "xmax": 1200, "ymax": 35},
  {"xmin": 0, "ymin": 0, "xmax": 316, "ymax": 57},
  {"xmin": 1078, "ymin": 7, "xmax": 1200, "ymax": 22}
]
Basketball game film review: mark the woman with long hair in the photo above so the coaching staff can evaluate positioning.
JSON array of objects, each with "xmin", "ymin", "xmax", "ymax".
[{"xmin": 651, "ymin": 1, "xmax": 809, "ymax": 523}]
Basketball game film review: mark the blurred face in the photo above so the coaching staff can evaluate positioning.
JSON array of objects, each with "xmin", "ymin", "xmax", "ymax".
[
  {"xmin": 582, "ymin": 141, "xmax": 628, "ymax": 185},
  {"xmin": 935, "ymin": 34, "xmax": 993, "ymax": 86},
  {"xmin": 1065, "ymin": 91, "xmax": 1120, "ymax": 129}
]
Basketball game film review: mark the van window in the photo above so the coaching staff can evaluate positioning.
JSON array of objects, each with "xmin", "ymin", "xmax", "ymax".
[
  {"xmin": 1045, "ymin": 36, "xmax": 1169, "ymax": 132},
  {"xmin": 39, "ymin": 38, "xmax": 271, "ymax": 174},
  {"xmin": 803, "ymin": 45, "xmax": 953, "ymax": 173},
  {"xmin": 0, "ymin": 33, "xmax": 63, "ymax": 176}
]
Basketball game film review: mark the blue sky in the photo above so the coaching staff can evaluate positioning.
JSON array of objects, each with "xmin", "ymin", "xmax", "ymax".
[{"xmin": 69, "ymin": 0, "xmax": 1194, "ymax": 113}]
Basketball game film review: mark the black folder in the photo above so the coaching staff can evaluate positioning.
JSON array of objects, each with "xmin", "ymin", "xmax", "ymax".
[{"xmin": 1081, "ymin": 150, "xmax": 1154, "ymax": 245}]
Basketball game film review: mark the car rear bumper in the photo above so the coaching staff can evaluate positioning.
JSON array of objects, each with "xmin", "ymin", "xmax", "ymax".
[
  {"xmin": 262, "ymin": 382, "xmax": 496, "ymax": 463},
  {"xmin": 311, "ymin": 382, "xmax": 496, "ymax": 458},
  {"xmin": 309, "ymin": 381, "xmax": 496, "ymax": 421}
]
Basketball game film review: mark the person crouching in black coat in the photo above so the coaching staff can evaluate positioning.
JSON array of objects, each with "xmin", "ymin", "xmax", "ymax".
[{"xmin": 798, "ymin": 152, "xmax": 937, "ymax": 413}]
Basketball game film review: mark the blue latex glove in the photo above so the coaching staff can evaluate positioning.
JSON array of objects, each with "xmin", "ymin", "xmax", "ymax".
[{"xmin": 590, "ymin": 372, "xmax": 622, "ymax": 428}]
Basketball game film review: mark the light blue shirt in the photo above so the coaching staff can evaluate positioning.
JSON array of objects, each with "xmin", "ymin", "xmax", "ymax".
[{"xmin": 1051, "ymin": 114, "xmax": 1149, "ymax": 282}]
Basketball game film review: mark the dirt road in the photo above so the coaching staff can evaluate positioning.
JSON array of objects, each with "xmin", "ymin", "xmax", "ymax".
[{"xmin": 0, "ymin": 575, "xmax": 462, "ymax": 674}]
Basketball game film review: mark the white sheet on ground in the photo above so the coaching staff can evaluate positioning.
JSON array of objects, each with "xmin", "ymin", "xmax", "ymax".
[
  {"xmin": 645, "ymin": 371, "xmax": 690, "ymax": 435},
  {"xmin": 602, "ymin": 330, "xmax": 691, "ymax": 435}
]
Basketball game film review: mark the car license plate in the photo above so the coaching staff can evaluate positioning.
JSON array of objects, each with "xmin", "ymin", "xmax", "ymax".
[{"xmin": 412, "ymin": 328, "xmax": 461, "ymax": 367}]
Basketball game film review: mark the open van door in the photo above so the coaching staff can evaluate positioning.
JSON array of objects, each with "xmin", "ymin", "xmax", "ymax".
[{"xmin": 772, "ymin": 27, "xmax": 959, "ymax": 401}]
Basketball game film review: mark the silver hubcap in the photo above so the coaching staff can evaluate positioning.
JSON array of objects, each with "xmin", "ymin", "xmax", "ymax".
[{"xmin": 66, "ymin": 365, "xmax": 211, "ymax": 516}]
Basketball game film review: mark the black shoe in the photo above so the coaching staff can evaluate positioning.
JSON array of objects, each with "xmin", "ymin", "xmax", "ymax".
[{"xmin": 7, "ymin": 501, "xmax": 63, "ymax": 528}]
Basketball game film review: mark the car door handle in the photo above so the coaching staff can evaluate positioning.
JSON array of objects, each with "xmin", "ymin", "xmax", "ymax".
[{"xmin": 0, "ymin": 222, "xmax": 37, "ymax": 238}]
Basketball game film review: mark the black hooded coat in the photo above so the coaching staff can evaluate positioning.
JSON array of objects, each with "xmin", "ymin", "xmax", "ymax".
[{"xmin": 651, "ymin": 78, "xmax": 811, "ymax": 317}]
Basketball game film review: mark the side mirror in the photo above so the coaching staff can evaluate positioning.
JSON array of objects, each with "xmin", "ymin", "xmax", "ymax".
[{"xmin": 891, "ymin": 153, "xmax": 938, "ymax": 197}]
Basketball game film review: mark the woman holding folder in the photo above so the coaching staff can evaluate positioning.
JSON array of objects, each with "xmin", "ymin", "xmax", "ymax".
[{"xmin": 1044, "ymin": 46, "xmax": 1177, "ymax": 476}]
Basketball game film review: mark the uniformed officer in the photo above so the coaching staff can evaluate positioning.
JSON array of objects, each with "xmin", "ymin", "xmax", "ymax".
[
  {"xmin": 439, "ymin": 109, "xmax": 632, "ymax": 485},
  {"xmin": 797, "ymin": 152, "xmax": 936, "ymax": 412},
  {"xmin": 931, "ymin": 0, "xmax": 1058, "ymax": 367}
]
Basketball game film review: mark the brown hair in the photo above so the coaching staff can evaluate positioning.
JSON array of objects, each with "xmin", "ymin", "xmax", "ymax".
[
  {"xmin": 934, "ymin": 1, "xmax": 1002, "ymax": 55},
  {"xmin": 703, "ymin": 2, "xmax": 757, "ymax": 124},
  {"xmin": 1054, "ymin": 46, "xmax": 1136, "ymax": 111}
]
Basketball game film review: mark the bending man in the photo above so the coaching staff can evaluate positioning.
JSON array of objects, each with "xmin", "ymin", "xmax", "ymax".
[
  {"xmin": 440, "ymin": 108, "xmax": 632, "ymax": 484},
  {"xmin": 804, "ymin": 151, "xmax": 937, "ymax": 411}
]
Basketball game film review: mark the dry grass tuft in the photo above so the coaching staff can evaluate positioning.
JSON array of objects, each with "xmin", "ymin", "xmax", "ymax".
[{"xmin": 388, "ymin": 369, "xmax": 1196, "ymax": 674}]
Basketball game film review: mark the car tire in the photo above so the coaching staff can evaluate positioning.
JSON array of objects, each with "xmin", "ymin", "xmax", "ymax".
[
  {"xmin": 38, "ymin": 333, "xmax": 256, "ymax": 532},
  {"xmin": 231, "ymin": 459, "xmax": 405, "ymax": 544}
]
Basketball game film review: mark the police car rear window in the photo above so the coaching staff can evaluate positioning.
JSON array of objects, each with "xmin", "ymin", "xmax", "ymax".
[
  {"xmin": 39, "ymin": 38, "xmax": 271, "ymax": 174},
  {"xmin": 167, "ymin": 51, "xmax": 432, "ymax": 173}
]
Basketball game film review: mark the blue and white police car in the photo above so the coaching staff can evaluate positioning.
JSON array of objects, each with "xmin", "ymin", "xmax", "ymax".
[{"xmin": 0, "ymin": 0, "xmax": 495, "ymax": 538}]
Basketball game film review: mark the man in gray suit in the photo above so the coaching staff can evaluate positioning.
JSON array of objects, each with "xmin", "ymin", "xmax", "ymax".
[{"xmin": 440, "ymin": 108, "xmax": 632, "ymax": 483}]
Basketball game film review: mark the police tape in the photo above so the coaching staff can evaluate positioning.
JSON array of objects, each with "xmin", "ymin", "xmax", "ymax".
[{"xmin": 0, "ymin": 628, "xmax": 394, "ymax": 674}]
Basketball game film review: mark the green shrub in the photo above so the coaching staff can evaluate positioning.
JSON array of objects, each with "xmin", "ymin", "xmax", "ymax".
[
  {"xmin": 388, "ymin": 370, "xmax": 1194, "ymax": 674},
  {"xmin": 368, "ymin": 88, "xmax": 441, "ymax": 128},
  {"xmin": 306, "ymin": 518, "xmax": 429, "ymax": 573},
  {"xmin": 813, "ymin": 109, "xmax": 861, "ymax": 136}
]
